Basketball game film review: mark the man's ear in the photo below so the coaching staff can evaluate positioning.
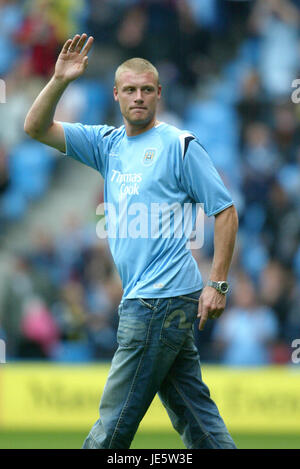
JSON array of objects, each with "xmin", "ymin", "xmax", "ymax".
[
  {"xmin": 157, "ymin": 84, "xmax": 162, "ymax": 100},
  {"xmin": 113, "ymin": 86, "xmax": 119, "ymax": 102}
]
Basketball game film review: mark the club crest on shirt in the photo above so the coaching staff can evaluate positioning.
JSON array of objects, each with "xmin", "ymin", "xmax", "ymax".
[{"xmin": 142, "ymin": 148, "xmax": 156, "ymax": 167}]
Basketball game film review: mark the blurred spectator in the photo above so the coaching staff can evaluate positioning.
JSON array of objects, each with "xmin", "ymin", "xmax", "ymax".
[
  {"xmin": 259, "ymin": 261, "xmax": 297, "ymax": 341},
  {"xmin": 212, "ymin": 274, "xmax": 279, "ymax": 366},
  {"xmin": 263, "ymin": 181, "xmax": 300, "ymax": 263},
  {"xmin": 0, "ymin": 0, "xmax": 23, "ymax": 75},
  {"xmin": 237, "ymin": 69, "xmax": 267, "ymax": 133},
  {"xmin": 242, "ymin": 122, "xmax": 280, "ymax": 205},
  {"xmin": 44, "ymin": 0, "xmax": 89, "ymax": 42},
  {"xmin": 116, "ymin": 5, "xmax": 148, "ymax": 58},
  {"xmin": 29, "ymin": 229, "xmax": 62, "ymax": 287},
  {"xmin": 0, "ymin": 255, "xmax": 58, "ymax": 358},
  {"xmin": 249, "ymin": 0, "xmax": 300, "ymax": 98},
  {"xmin": 15, "ymin": 0, "xmax": 60, "ymax": 78},
  {"xmin": 273, "ymin": 103, "xmax": 299, "ymax": 158},
  {"xmin": 51, "ymin": 280, "xmax": 87, "ymax": 342},
  {"xmin": 277, "ymin": 149, "xmax": 300, "ymax": 207},
  {"xmin": 84, "ymin": 277, "xmax": 119, "ymax": 359},
  {"xmin": 87, "ymin": 0, "xmax": 125, "ymax": 44},
  {"xmin": 54, "ymin": 214, "xmax": 86, "ymax": 284},
  {"xmin": 0, "ymin": 62, "xmax": 39, "ymax": 151},
  {"xmin": 20, "ymin": 295, "xmax": 60, "ymax": 358}
]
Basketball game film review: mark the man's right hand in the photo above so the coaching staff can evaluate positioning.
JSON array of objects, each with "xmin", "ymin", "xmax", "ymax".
[
  {"xmin": 24, "ymin": 33, "xmax": 94, "ymax": 153},
  {"xmin": 54, "ymin": 34, "xmax": 94, "ymax": 84}
]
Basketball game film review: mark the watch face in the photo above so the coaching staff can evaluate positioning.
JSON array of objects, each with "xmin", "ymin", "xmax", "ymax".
[{"xmin": 220, "ymin": 282, "xmax": 229, "ymax": 293}]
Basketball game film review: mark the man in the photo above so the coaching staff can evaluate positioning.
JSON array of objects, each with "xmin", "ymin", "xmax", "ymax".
[{"xmin": 24, "ymin": 34, "xmax": 238, "ymax": 449}]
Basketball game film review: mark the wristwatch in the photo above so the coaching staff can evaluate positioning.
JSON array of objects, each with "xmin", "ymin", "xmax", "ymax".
[{"xmin": 207, "ymin": 280, "xmax": 229, "ymax": 295}]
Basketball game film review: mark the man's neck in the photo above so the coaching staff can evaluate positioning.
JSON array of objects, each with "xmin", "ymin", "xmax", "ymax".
[{"xmin": 124, "ymin": 118, "xmax": 160, "ymax": 137}]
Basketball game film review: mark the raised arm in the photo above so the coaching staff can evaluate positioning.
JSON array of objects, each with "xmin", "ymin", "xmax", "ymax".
[
  {"xmin": 197, "ymin": 204, "xmax": 239, "ymax": 331},
  {"xmin": 24, "ymin": 33, "xmax": 94, "ymax": 153}
]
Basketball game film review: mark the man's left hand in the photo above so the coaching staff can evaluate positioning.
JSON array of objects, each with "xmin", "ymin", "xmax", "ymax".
[{"xmin": 197, "ymin": 286, "xmax": 226, "ymax": 331}]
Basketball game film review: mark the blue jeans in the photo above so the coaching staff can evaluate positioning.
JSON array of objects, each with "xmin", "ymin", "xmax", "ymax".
[{"xmin": 82, "ymin": 291, "xmax": 236, "ymax": 449}]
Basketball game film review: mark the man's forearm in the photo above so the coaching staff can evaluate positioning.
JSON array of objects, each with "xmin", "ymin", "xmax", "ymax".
[
  {"xmin": 209, "ymin": 205, "xmax": 238, "ymax": 281},
  {"xmin": 24, "ymin": 76, "xmax": 68, "ymax": 138}
]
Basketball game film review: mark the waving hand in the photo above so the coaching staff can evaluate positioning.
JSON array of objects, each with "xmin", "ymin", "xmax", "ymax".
[{"xmin": 55, "ymin": 34, "xmax": 94, "ymax": 83}]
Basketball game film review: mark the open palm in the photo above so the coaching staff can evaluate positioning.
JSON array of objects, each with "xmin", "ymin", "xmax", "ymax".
[{"xmin": 55, "ymin": 34, "xmax": 94, "ymax": 83}]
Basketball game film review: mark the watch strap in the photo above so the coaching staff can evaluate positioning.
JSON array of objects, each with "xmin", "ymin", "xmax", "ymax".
[{"xmin": 207, "ymin": 280, "xmax": 229, "ymax": 294}]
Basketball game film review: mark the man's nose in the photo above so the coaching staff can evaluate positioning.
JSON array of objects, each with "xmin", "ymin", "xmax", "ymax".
[{"xmin": 134, "ymin": 90, "xmax": 144, "ymax": 102}]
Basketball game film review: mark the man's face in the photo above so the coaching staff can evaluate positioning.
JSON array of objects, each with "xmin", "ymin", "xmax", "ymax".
[{"xmin": 113, "ymin": 70, "xmax": 162, "ymax": 128}]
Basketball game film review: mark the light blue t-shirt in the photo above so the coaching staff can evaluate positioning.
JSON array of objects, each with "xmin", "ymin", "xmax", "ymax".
[{"xmin": 61, "ymin": 121, "xmax": 233, "ymax": 299}]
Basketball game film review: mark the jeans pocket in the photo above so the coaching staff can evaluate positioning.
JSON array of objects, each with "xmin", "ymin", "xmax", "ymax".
[
  {"xmin": 160, "ymin": 300, "xmax": 198, "ymax": 352},
  {"xmin": 117, "ymin": 315, "xmax": 147, "ymax": 347}
]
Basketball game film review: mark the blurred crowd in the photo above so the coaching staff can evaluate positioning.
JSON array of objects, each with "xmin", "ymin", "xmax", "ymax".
[{"xmin": 0, "ymin": 0, "xmax": 300, "ymax": 365}]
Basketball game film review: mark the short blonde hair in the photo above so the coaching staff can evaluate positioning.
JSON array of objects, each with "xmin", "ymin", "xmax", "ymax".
[{"xmin": 115, "ymin": 58, "xmax": 160, "ymax": 87}]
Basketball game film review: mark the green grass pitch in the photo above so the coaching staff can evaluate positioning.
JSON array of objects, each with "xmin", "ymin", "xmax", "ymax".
[{"xmin": 0, "ymin": 430, "xmax": 299, "ymax": 449}]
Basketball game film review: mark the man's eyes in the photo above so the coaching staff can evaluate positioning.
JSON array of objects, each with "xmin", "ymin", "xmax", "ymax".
[{"xmin": 124, "ymin": 87, "xmax": 154, "ymax": 93}]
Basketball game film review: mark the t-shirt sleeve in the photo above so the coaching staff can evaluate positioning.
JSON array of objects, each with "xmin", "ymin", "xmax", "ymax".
[
  {"xmin": 179, "ymin": 138, "xmax": 233, "ymax": 217},
  {"xmin": 60, "ymin": 122, "xmax": 115, "ymax": 177}
]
